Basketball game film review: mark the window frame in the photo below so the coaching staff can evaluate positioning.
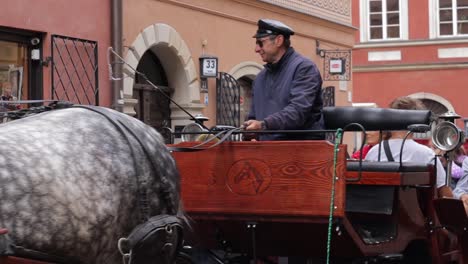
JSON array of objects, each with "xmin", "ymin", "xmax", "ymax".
[
  {"xmin": 0, "ymin": 26, "xmax": 43, "ymax": 101},
  {"xmin": 360, "ymin": 0, "xmax": 409, "ymax": 42},
  {"xmin": 432, "ymin": 0, "xmax": 468, "ymax": 37}
]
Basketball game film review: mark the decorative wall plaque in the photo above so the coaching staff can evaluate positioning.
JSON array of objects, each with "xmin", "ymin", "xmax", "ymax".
[{"xmin": 323, "ymin": 50, "xmax": 351, "ymax": 81}]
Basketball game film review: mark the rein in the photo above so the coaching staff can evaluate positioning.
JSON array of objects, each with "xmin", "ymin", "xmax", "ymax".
[
  {"xmin": 71, "ymin": 105, "xmax": 185, "ymax": 264},
  {"xmin": 1, "ymin": 101, "xmax": 73, "ymax": 120},
  {"xmin": 168, "ymin": 127, "xmax": 243, "ymax": 152},
  {"xmin": 73, "ymin": 105, "xmax": 179, "ymax": 221}
]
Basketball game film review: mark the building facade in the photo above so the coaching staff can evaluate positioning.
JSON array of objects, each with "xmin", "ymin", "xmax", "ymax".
[
  {"xmin": 1, "ymin": 0, "xmax": 355, "ymax": 142},
  {"xmin": 352, "ymin": 0, "xmax": 468, "ymax": 129},
  {"xmin": 120, "ymin": 0, "xmax": 355, "ymax": 135},
  {"xmin": 0, "ymin": 0, "xmax": 112, "ymax": 107}
]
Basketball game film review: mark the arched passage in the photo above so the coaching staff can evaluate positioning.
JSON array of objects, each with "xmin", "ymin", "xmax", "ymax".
[
  {"xmin": 409, "ymin": 92, "xmax": 454, "ymax": 114},
  {"xmin": 122, "ymin": 23, "xmax": 204, "ymax": 132},
  {"xmin": 228, "ymin": 61, "xmax": 263, "ymax": 122}
]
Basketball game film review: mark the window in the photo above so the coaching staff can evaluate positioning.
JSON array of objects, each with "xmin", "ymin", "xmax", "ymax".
[
  {"xmin": 0, "ymin": 26, "xmax": 43, "ymax": 105},
  {"xmin": 437, "ymin": 0, "xmax": 468, "ymax": 36},
  {"xmin": 0, "ymin": 41, "xmax": 27, "ymax": 102},
  {"xmin": 360, "ymin": 0, "xmax": 408, "ymax": 42}
]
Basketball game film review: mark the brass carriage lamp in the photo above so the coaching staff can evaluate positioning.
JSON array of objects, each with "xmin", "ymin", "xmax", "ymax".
[
  {"xmin": 433, "ymin": 111, "xmax": 463, "ymax": 152},
  {"xmin": 432, "ymin": 111, "xmax": 465, "ymax": 187},
  {"xmin": 181, "ymin": 114, "xmax": 209, "ymax": 142},
  {"xmin": 439, "ymin": 111, "xmax": 461, "ymax": 124}
]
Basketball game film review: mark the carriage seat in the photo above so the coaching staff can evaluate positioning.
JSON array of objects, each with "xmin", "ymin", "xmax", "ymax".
[
  {"xmin": 345, "ymin": 159, "xmax": 433, "ymax": 212},
  {"xmin": 346, "ymin": 161, "xmax": 430, "ymax": 173},
  {"xmin": 322, "ymin": 107, "xmax": 435, "ymax": 245},
  {"xmin": 323, "ymin": 106, "xmax": 432, "ymax": 131},
  {"xmin": 323, "ymin": 106, "xmax": 434, "ymax": 186},
  {"xmin": 345, "ymin": 160, "xmax": 433, "ymax": 216}
]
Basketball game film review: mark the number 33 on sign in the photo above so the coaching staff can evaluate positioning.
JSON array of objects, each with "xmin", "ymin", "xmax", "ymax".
[{"xmin": 199, "ymin": 56, "xmax": 218, "ymax": 78}]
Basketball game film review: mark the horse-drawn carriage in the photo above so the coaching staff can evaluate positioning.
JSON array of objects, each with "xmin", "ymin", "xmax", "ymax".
[{"xmin": 0, "ymin": 104, "xmax": 467, "ymax": 264}]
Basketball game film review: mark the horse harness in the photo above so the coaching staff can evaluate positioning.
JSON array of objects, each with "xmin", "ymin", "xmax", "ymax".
[
  {"xmin": 0, "ymin": 103, "xmax": 184, "ymax": 264},
  {"xmin": 75, "ymin": 105, "xmax": 185, "ymax": 264}
]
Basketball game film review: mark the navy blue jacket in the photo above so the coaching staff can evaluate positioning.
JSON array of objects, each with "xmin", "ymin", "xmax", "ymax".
[{"xmin": 248, "ymin": 47, "xmax": 324, "ymax": 140}]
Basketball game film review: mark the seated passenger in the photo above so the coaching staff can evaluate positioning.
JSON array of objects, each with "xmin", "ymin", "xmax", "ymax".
[
  {"xmin": 449, "ymin": 146, "xmax": 466, "ymax": 188},
  {"xmin": 428, "ymin": 141, "xmax": 466, "ymax": 189},
  {"xmin": 352, "ymin": 131, "xmax": 391, "ymax": 159},
  {"xmin": 453, "ymin": 160, "xmax": 468, "ymax": 214},
  {"xmin": 364, "ymin": 97, "xmax": 450, "ymax": 196}
]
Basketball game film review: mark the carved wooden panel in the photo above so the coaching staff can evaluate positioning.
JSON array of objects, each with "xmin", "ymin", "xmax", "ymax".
[{"xmin": 172, "ymin": 140, "xmax": 347, "ymax": 222}]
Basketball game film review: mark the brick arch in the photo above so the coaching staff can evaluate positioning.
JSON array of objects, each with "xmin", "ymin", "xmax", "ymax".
[
  {"xmin": 228, "ymin": 61, "xmax": 263, "ymax": 79},
  {"xmin": 409, "ymin": 92, "xmax": 455, "ymax": 113},
  {"xmin": 122, "ymin": 23, "xmax": 204, "ymax": 129},
  {"xmin": 228, "ymin": 61, "xmax": 263, "ymax": 123}
]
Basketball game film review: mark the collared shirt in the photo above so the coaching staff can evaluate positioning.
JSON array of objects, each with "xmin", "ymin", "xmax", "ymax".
[
  {"xmin": 453, "ymin": 159, "xmax": 468, "ymax": 199},
  {"xmin": 248, "ymin": 47, "xmax": 324, "ymax": 140},
  {"xmin": 365, "ymin": 139, "xmax": 446, "ymax": 188}
]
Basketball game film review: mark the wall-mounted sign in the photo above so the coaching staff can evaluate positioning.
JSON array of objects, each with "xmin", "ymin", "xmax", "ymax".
[
  {"xmin": 199, "ymin": 55, "xmax": 218, "ymax": 78},
  {"xmin": 322, "ymin": 50, "xmax": 351, "ymax": 81},
  {"xmin": 329, "ymin": 59, "xmax": 344, "ymax": 74}
]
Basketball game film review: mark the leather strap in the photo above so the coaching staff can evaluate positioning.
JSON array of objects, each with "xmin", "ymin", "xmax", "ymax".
[
  {"xmin": 383, "ymin": 140, "xmax": 395, "ymax": 162},
  {"xmin": 168, "ymin": 127, "xmax": 242, "ymax": 152},
  {"xmin": 118, "ymin": 215, "xmax": 184, "ymax": 264}
]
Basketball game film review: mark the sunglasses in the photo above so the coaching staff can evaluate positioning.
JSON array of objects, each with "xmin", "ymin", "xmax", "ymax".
[{"xmin": 255, "ymin": 35, "xmax": 278, "ymax": 48}]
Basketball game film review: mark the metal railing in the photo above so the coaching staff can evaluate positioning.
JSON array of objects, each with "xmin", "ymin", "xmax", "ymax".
[{"xmin": 216, "ymin": 72, "xmax": 241, "ymax": 140}]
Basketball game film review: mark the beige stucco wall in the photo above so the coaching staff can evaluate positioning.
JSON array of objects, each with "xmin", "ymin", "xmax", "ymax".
[{"xmin": 122, "ymin": 0, "xmax": 355, "ymax": 128}]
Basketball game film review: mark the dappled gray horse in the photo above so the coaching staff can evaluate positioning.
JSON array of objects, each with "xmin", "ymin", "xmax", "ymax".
[{"xmin": 0, "ymin": 106, "xmax": 184, "ymax": 264}]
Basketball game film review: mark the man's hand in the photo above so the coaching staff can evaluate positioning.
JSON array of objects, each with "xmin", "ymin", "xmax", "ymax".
[
  {"xmin": 243, "ymin": 120, "xmax": 263, "ymax": 130},
  {"xmin": 242, "ymin": 120, "xmax": 264, "ymax": 141}
]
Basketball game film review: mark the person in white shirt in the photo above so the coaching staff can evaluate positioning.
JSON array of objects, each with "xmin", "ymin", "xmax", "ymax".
[
  {"xmin": 454, "ymin": 159, "xmax": 468, "ymax": 214},
  {"xmin": 365, "ymin": 97, "xmax": 451, "ymax": 197}
]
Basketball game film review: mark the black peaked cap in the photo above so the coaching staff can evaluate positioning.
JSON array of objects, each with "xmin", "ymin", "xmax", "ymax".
[{"xmin": 253, "ymin": 19, "xmax": 295, "ymax": 38}]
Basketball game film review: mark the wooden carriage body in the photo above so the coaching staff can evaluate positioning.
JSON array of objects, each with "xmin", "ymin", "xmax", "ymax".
[
  {"xmin": 172, "ymin": 107, "xmax": 468, "ymax": 263},
  {"xmin": 174, "ymin": 140, "xmax": 347, "ymax": 257},
  {"xmin": 173, "ymin": 141, "xmax": 435, "ymax": 259}
]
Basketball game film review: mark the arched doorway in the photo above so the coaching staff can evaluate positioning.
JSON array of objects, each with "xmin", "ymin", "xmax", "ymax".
[
  {"xmin": 238, "ymin": 76, "xmax": 253, "ymax": 122},
  {"xmin": 409, "ymin": 93, "xmax": 454, "ymax": 139},
  {"xmin": 123, "ymin": 23, "xmax": 205, "ymax": 142},
  {"xmin": 419, "ymin": 99, "xmax": 448, "ymax": 116},
  {"xmin": 133, "ymin": 50, "xmax": 173, "ymax": 142},
  {"xmin": 409, "ymin": 92, "xmax": 454, "ymax": 114},
  {"xmin": 228, "ymin": 61, "xmax": 263, "ymax": 122}
]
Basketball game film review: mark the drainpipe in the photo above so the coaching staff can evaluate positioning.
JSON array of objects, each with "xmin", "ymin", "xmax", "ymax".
[{"xmin": 111, "ymin": 0, "xmax": 123, "ymax": 111}]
